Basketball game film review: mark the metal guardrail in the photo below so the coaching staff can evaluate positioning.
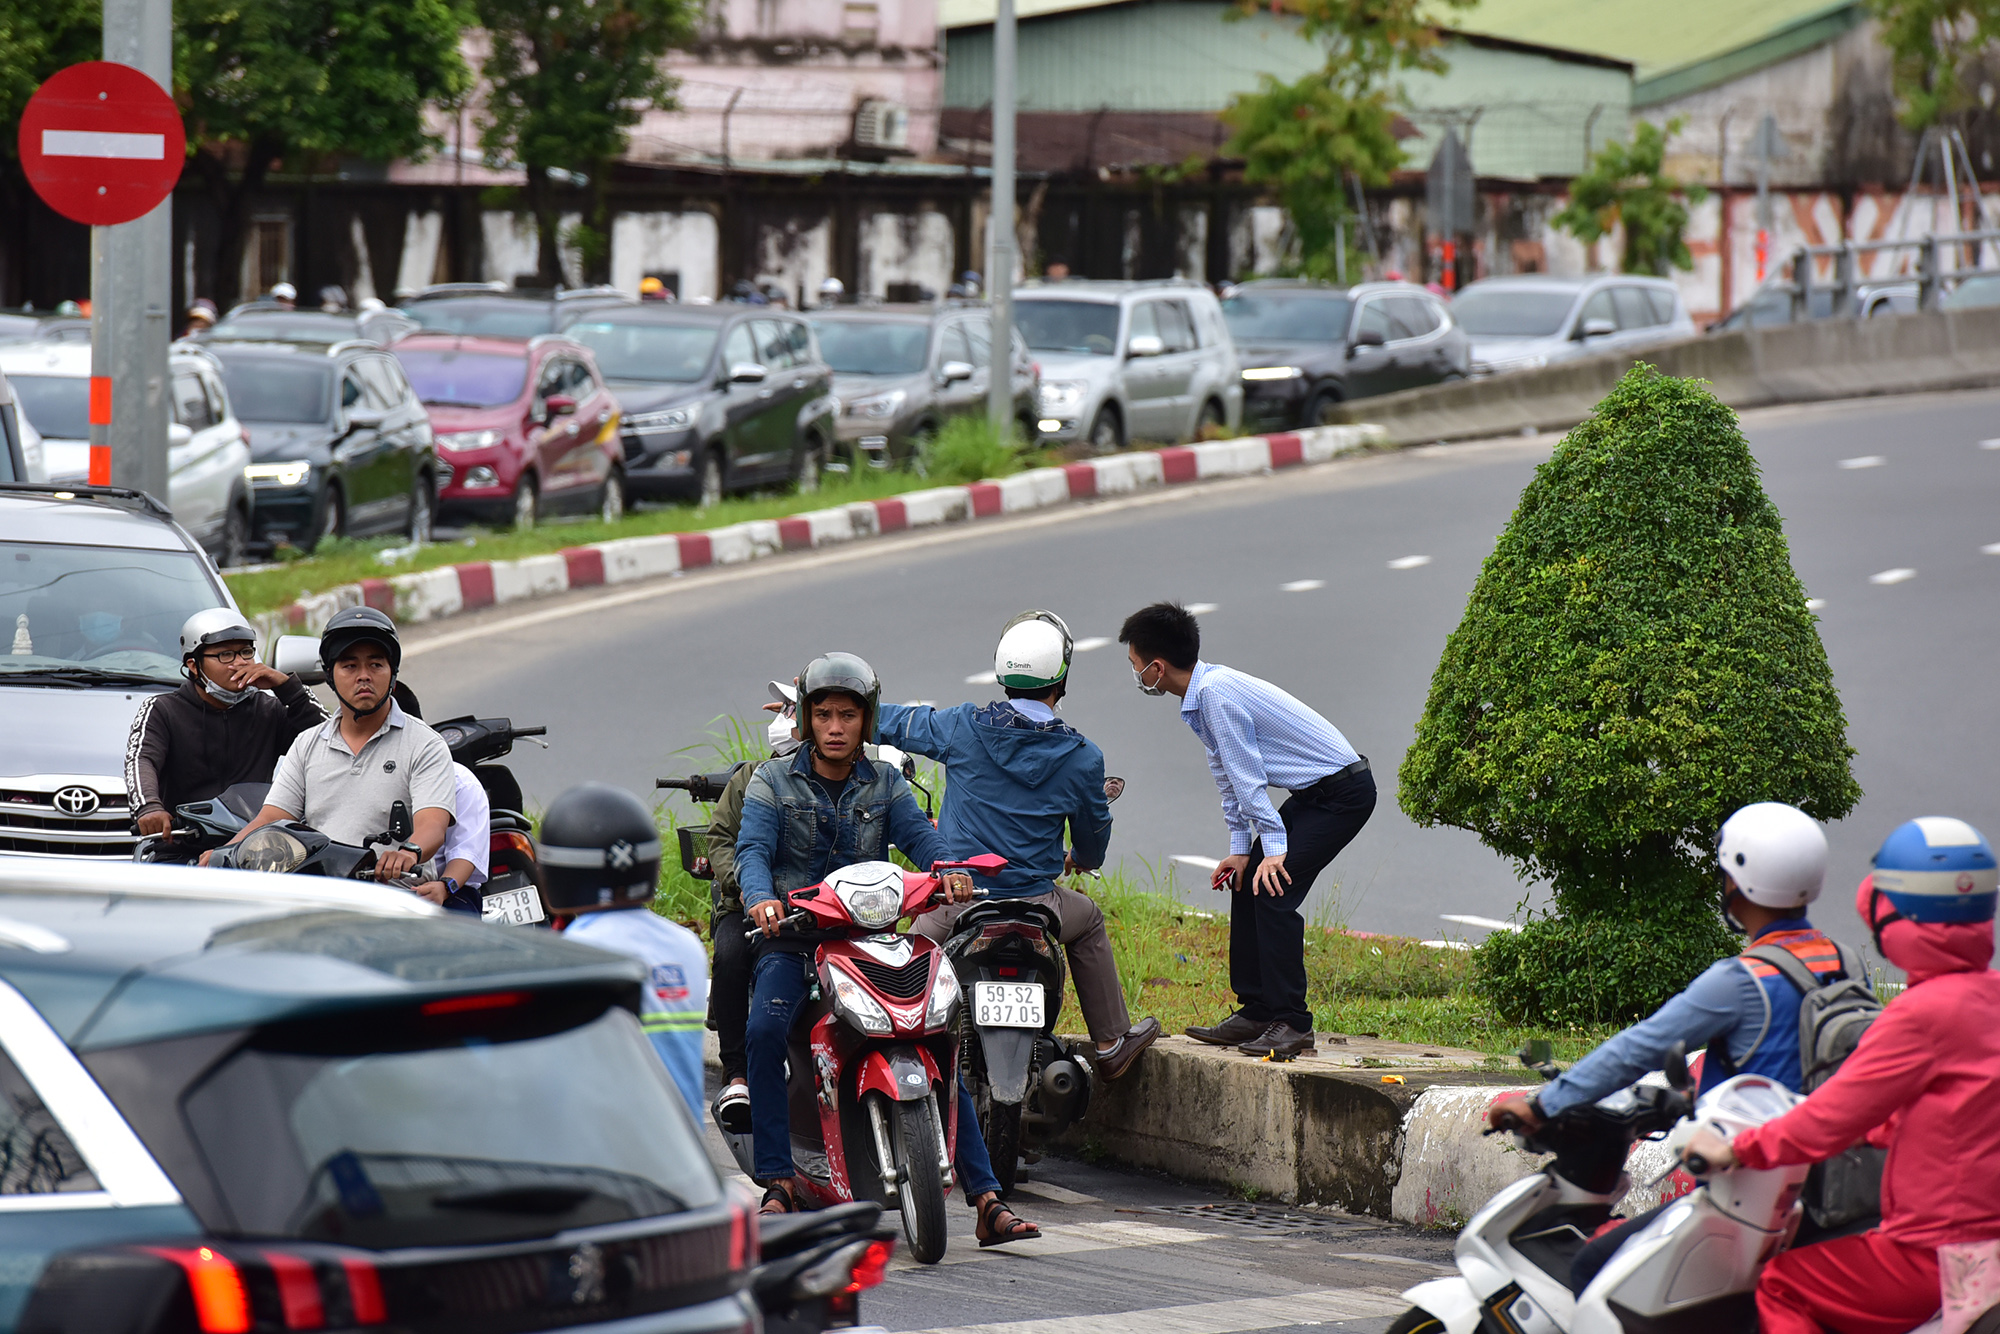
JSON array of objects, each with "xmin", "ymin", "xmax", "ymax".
[{"xmin": 1786, "ymin": 229, "xmax": 2000, "ymax": 316}]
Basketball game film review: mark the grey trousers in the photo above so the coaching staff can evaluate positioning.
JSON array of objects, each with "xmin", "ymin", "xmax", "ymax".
[{"xmin": 912, "ymin": 885, "xmax": 1132, "ymax": 1046}]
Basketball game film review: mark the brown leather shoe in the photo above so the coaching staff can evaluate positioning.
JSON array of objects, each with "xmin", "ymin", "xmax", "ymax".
[
  {"xmin": 1094, "ymin": 1018, "xmax": 1161, "ymax": 1080},
  {"xmin": 1237, "ymin": 1022, "xmax": 1316, "ymax": 1057},
  {"xmin": 1184, "ymin": 1011, "xmax": 1265, "ymax": 1046}
]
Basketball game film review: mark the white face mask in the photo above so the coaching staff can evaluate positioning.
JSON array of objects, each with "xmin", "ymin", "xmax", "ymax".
[
  {"xmin": 767, "ymin": 707, "xmax": 798, "ymax": 753},
  {"xmin": 1132, "ymin": 662, "xmax": 1166, "ymax": 697},
  {"xmin": 203, "ymin": 677, "xmax": 256, "ymax": 707}
]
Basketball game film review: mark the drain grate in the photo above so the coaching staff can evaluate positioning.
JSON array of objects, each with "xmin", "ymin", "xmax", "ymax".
[{"xmin": 1150, "ymin": 1202, "xmax": 1385, "ymax": 1237}]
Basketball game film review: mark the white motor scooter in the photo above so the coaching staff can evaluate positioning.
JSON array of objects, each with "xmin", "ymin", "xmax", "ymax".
[{"xmin": 1389, "ymin": 1047, "xmax": 1896, "ymax": 1334}]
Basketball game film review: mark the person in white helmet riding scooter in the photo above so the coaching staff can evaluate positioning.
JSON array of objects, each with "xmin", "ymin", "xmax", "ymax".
[{"xmin": 1488, "ymin": 801, "xmax": 1858, "ymax": 1291}]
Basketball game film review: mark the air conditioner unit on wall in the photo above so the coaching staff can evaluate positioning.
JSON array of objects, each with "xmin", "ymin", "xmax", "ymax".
[{"xmin": 854, "ymin": 101, "xmax": 910, "ymax": 153}]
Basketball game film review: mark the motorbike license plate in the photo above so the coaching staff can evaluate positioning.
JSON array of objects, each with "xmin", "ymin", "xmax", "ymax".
[
  {"xmin": 482, "ymin": 885, "xmax": 545, "ymax": 925},
  {"xmin": 974, "ymin": 981, "xmax": 1044, "ymax": 1028}
]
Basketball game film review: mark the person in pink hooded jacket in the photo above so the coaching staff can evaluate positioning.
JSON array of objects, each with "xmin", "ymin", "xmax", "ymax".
[{"xmin": 1687, "ymin": 816, "xmax": 2000, "ymax": 1334}]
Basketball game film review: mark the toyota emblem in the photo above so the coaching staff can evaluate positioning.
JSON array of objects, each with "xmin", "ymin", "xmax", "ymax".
[{"xmin": 52, "ymin": 786, "xmax": 98, "ymax": 817}]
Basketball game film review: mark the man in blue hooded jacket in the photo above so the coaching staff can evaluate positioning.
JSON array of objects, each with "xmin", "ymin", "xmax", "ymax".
[{"xmin": 879, "ymin": 610, "xmax": 1162, "ymax": 1079}]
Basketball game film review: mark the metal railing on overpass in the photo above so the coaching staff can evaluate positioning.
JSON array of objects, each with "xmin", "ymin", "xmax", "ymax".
[{"xmin": 1784, "ymin": 229, "xmax": 2000, "ymax": 317}]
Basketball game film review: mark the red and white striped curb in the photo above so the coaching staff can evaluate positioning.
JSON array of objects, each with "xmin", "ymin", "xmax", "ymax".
[{"xmin": 250, "ymin": 424, "xmax": 1385, "ymax": 641}]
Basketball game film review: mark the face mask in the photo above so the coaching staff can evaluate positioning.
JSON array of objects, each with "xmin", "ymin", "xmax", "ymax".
[
  {"xmin": 203, "ymin": 678, "xmax": 256, "ymax": 707},
  {"xmin": 768, "ymin": 708, "xmax": 799, "ymax": 753},
  {"xmin": 79, "ymin": 612, "xmax": 120, "ymax": 644},
  {"xmin": 1132, "ymin": 662, "xmax": 1166, "ymax": 697}
]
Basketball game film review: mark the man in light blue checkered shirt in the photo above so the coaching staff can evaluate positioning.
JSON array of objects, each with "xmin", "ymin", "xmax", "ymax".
[{"xmin": 1121, "ymin": 602, "xmax": 1375, "ymax": 1058}]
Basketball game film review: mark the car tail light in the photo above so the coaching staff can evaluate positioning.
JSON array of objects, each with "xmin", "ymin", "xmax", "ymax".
[
  {"xmin": 339, "ymin": 1257, "xmax": 387, "ymax": 1325},
  {"xmin": 261, "ymin": 1250, "xmax": 324, "ymax": 1329},
  {"xmin": 420, "ymin": 990, "xmax": 529, "ymax": 1016},
  {"xmin": 146, "ymin": 1247, "xmax": 251, "ymax": 1333},
  {"xmin": 843, "ymin": 1238, "xmax": 894, "ymax": 1293}
]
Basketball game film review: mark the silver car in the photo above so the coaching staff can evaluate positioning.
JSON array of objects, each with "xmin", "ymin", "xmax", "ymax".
[
  {"xmin": 1014, "ymin": 280, "xmax": 1243, "ymax": 449},
  {"xmin": 811, "ymin": 304, "xmax": 1038, "ymax": 463},
  {"xmin": 1451, "ymin": 275, "xmax": 1697, "ymax": 377}
]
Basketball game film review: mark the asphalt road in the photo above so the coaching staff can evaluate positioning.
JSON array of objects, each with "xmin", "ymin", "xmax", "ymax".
[{"xmin": 407, "ymin": 387, "xmax": 2000, "ymax": 956}]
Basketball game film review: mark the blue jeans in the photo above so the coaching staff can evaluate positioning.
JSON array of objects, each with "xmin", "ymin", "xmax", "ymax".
[{"xmin": 747, "ymin": 951, "xmax": 1001, "ymax": 1197}]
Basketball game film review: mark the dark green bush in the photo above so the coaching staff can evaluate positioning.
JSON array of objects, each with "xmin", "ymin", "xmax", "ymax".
[{"xmin": 1398, "ymin": 365, "xmax": 1860, "ymax": 1023}]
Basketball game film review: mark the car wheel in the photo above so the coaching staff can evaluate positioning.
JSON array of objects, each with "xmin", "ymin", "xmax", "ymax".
[
  {"xmin": 312, "ymin": 485, "xmax": 345, "ymax": 552},
  {"xmin": 511, "ymin": 475, "xmax": 539, "ymax": 530},
  {"xmin": 218, "ymin": 501, "xmax": 251, "ymax": 568},
  {"xmin": 794, "ymin": 439, "xmax": 822, "ymax": 494},
  {"xmin": 407, "ymin": 475, "xmax": 434, "ymax": 543},
  {"xmin": 599, "ymin": 468, "xmax": 626, "ymax": 524},
  {"xmin": 1196, "ymin": 399, "xmax": 1225, "ymax": 440},
  {"xmin": 1088, "ymin": 406, "xmax": 1122, "ymax": 452},
  {"xmin": 698, "ymin": 450, "xmax": 724, "ymax": 507},
  {"xmin": 1304, "ymin": 388, "xmax": 1345, "ymax": 427}
]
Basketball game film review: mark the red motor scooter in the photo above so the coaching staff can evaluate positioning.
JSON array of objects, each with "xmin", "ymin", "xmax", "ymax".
[{"xmin": 723, "ymin": 854, "xmax": 1004, "ymax": 1265}]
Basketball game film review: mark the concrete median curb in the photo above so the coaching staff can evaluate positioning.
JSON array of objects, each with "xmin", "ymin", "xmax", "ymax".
[{"xmin": 247, "ymin": 424, "xmax": 1387, "ymax": 641}]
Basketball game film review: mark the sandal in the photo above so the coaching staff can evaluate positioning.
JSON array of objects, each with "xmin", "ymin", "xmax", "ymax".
[
  {"xmin": 714, "ymin": 1081, "xmax": 752, "ymax": 1135},
  {"xmin": 974, "ymin": 1193, "xmax": 1041, "ymax": 1248},
  {"xmin": 759, "ymin": 1177, "xmax": 802, "ymax": 1215}
]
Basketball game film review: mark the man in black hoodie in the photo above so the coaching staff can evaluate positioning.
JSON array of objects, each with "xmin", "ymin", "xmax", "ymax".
[{"xmin": 125, "ymin": 609, "xmax": 326, "ymax": 842}]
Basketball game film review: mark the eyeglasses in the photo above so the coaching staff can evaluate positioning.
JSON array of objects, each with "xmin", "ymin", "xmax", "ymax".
[{"xmin": 203, "ymin": 648, "xmax": 258, "ymax": 665}]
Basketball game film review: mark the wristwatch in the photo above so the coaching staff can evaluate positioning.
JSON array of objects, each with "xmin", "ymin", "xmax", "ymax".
[{"xmin": 441, "ymin": 876, "xmax": 461, "ymax": 898}]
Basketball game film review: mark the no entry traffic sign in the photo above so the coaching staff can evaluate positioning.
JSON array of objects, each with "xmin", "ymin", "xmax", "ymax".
[{"xmin": 19, "ymin": 62, "xmax": 185, "ymax": 227}]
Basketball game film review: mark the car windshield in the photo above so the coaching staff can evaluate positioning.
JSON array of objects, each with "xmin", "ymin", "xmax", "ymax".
[
  {"xmin": 810, "ymin": 320, "xmax": 929, "ymax": 374},
  {"xmin": 0, "ymin": 540, "xmax": 222, "ymax": 685},
  {"xmin": 1450, "ymin": 288, "xmax": 1578, "ymax": 337},
  {"xmin": 209, "ymin": 312, "xmax": 359, "ymax": 342},
  {"xmin": 8, "ymin": 375, "xmax": 89, "ymax": 440},
  {"xmin": 393, "ymin": 349, "xmax": 529, "ymax": 407},
  {"xmin": 404, "ymin": 301, "xmax": 557, "ymax": 339},
  {"xmin": 1222, "ymin": 294, "xmax": 1354, "ymax": 342},
  {"xmin": 181, "ymin": 1003, "xmax": 720, "ymax": 1247},
  {"xmin": 565, "ymin": 321, "xmax": 719, "ymax": 383},
  {"xmin": 216, "ymin": 360, "xmax": 333, "ymax": 423},
  {"xmin": 1013, "ymin": 300, "xmax": 1120, "ymax": 355}
]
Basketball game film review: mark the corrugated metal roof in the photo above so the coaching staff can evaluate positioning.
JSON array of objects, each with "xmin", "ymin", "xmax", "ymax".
[
  {"xmin": 943, "ymin": 3, "xmax": 1629, "ymax": 179},
  {"xmin": 1448, "ymin": 0, "xmax": 1857, "ymax": 82}
]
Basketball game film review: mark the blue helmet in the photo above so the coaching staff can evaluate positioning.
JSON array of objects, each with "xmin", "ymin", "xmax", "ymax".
[{"xmin": 1870, "ymin": 817, "xmax": 1999, "ymax": 924}]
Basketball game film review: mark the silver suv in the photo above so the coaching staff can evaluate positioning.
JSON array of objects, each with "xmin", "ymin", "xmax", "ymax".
[{"xmin": 1014, "ymin": 280, "xmax": 1242, "ymax": 449}]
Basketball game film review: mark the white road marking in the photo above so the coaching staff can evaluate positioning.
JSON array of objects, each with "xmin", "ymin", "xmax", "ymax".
[
  {"xmin": 1330, "ymin": 1253, "xmax": 1457, "ymax": 1273},
  {"xmin": 1074, "ymin": 636, "xmax": 1112, "ymax": 652},
  {"xmin": 1440, "ymin": 913, "xmax": 1522, "ymax": 933},
  {"xmin": 43, "ymin": 129, "xmax": 165, "ymax": 159},
  {"xmin": 1010, "ymin": 1179, "xmax": 1101, "ymax": 1205},
  {"xmin": 888, "ymin": 1219, "xmax": 1221, "ymax": 1273},
  {"xmin": 1870, "ymin": 568, "xmax": 1917, "ymax": 585},
  {"xmin": 1186, "ymin": 602, "xmax": 1220, "ymax": 614},
  {"xmin": 1983, "ymin": 543, "xmax": 2000, "ymax": 556},
  {"xmin": 1837, "ymin": 455, "xmax": 1885, "ymax": 469},
  {"xmin": 1281, "ymin": 579, "xmax": 1325, "ymax": 592},
  {"xmin": 1418, "ymin": 940, "xmax": 1473, "ymax": 951},
  {"xmin": 1388, "ymin": 555, "xmax": 1431, "ymax": 569},
  {"xmin": 1172, "ymin": 854, "xmax": 1220, "ymax": 872},
  {"xmin": 1805, "ymin": 598, "xmax": 1826, "ymax": 610},
  {"xmin": 1981, "ymin": 438, "xmax": 2000, "ymax": 450},
  {"xmin": 966, "ymin": 671, "xmax": 999, "ymax": 685},
  {"xmin": 895, "ymin": 1286, "xmax": 1409, "ymax": 1333}
]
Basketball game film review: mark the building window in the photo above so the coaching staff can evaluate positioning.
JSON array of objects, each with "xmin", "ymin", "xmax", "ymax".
[{"xmin": 843, "ymin": 2, "xmax": 878, "ymax": 40}]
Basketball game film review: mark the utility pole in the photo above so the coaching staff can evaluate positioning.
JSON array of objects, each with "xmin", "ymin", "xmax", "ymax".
[
  {"xmin": 1751, "ymin": 113, "xmax": 1785, "ymax": 286},
  {"xmin": 985, "ymin": 0, "xmax": 1016, "ymax": 440},
  {"xmin": 91, "ymin": 0, "xmax": 173, "ymax": 504}
]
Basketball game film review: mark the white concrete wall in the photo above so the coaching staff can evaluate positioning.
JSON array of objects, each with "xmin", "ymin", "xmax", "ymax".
[
  {"xmin": 757, "ymin": 217, "xmax": 833, "ymax": 307},
  {"xmin": 396, "ymin": 211, "xmax": 444, "ymax": 297},
  {"xmin": 481, "ymin": 211, "xmax": 582, "ymax": 287},
  {"xmin": 864, "ymin": 210, "xmax": 955, "ymax": 297},
  {"xmin": 611, "ymin": 211, "xmax": 722, "ymax": 300}
]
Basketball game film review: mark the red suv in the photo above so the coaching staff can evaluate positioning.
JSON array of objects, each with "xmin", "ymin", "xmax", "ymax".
[{"xmin": 392, "ymin": 333, "xmax": 625, "ymax": 528}]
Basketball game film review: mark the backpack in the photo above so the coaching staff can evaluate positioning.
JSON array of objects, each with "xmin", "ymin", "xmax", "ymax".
[{"xmin": 1743, "ymin": 939, "xmax": 1886, "ymax": 1229}]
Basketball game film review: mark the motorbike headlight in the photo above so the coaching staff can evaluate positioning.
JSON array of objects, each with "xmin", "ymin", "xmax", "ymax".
[
  {"xmin": 435, "ymin": 429, "xmax": 502, "ymax": 450},
  {"xmin": 846, "ymin": 390, "xmax": 905, "ymax": 420},
  {"xmin": 235, "ymin": 825, "xmax": 309, "ymax": 874},
  {"xmin": 828, "ymin": 964, "xmax": 893, "ymax": 1035},
  {"xmin": 924, "ymin": 963, "xmax": 960, "ymax": 1031},
  {"xmin": 838, "ymin": 882, "xmax": 904, "ymax": 930},
  {"xmin": 1039, "ymin": 381, "xmax": 1087, "ymax": 411}
]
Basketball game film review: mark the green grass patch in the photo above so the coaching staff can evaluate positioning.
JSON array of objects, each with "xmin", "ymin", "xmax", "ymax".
[{"xmin": 918, "ymin": 417, "xmax": 1027, "ymax": 484}]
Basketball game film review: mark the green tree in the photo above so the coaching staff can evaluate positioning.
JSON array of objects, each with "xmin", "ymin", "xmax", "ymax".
[
  {"xmin": 1869, "ymin": 0, "xmax": 2000, "ymax": 129},
  {"xmin": 1398, "ymin": 366, "xmax": 1860, "ymax": 1025},
  {"xmin": 0, "ymin": 0, "xmax": 100, "ymax": 135},
  {"xmin": 176, "ymin": 0, "xmax": 472, "ymax": 307},
  {"xmin": 476, "ymin": 0, "xmax": 697, "ymax": 285},
  {"xmin": 1219, "ymin": 0, "xmax": 1469, "ymax": 280},
  {"xmin": 1553, "ymin": 120, "xmax": 1707, "ymax": 276}
]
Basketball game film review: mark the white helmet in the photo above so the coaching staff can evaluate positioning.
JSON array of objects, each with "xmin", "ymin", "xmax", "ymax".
[
  {"xmin": 1716, "ymin": 802, "xmax": 1827, "ymax": 908},
  {"xmin": 994, "ymin": 610, "xmax": 1073, "ymax": 692},
  {"xmin": 818, "ymin": 277, "xmax": 845, "ymax": 297},
  {"xmin": 180, "ymin": 608, "xmax": 258, "ymax": 660}
]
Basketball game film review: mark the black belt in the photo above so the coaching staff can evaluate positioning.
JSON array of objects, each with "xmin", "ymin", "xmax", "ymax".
[{"xmin": 1295, "ymin": 757, "xmax": 1369, "ymax": 798}]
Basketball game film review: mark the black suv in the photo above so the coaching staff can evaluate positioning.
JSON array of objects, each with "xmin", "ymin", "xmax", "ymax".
[
  {"xmin": 0, "ymin": 856, "xmax": 760, "ymax": 1334},
  {"xmin": 207, "ymin": 341, "xmax": 442, "ymax": 552},
  {"xmin": 1224, "ymin": 280, "xmax": 1468, "ymax": 429},
  {"xmin": 563, "ymin": 305, "xmax": 837, "ymax": 506},
  {"xmin": 399, "ymin": 285, "xmax": 636, "ymax": 340}
]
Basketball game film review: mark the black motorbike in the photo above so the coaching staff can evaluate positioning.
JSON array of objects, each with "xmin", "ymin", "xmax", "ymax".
[
  {"xmin": 430, "ymin": 714, "xmax": 546, "ymax": 922},
  {"xmin": 751, "ymin": 1200, "xmax": 897, "ymax": 1334},
  {"xmin": 177, "ymin": 793, "xmax": 438, "ymax": 887}
]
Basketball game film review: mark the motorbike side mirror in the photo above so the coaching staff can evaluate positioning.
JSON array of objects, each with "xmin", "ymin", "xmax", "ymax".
[
  {"xmin": 1663, "ymin": 1041, "xmax": 1691, "ymax": 1092},
  {"xmin": 269, "ymin": 633, "xmax": 326, "ymax": 684},
  {"xmin": 389, "ymin": 800, "xmax": 412, "ymax": 842},
  {"xmin": 959, "ymin": 853, "xmax": 1007, "ymax": 876},
  {"xmin": 1104, "ymin": 776, "xmax": 1125, "ymax": 803},
  {"xmin": 1517, "ymin": 1038, "xmax": 1560, "ymax": 1081}
]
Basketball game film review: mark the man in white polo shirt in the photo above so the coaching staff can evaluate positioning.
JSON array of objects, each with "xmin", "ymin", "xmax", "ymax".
[{"xmin": 208, "ymin": 608, "xmax": 455, "ymax": 881}]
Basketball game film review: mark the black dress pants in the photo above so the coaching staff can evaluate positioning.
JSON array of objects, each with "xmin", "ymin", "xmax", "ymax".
[
  {"xmin": 709, "ymin": 908, "xmax": 751, "ymax": 1081},
  {"xmin": 1232, "ymin": 770, "xmax": 1376, "ymax": 1033}
]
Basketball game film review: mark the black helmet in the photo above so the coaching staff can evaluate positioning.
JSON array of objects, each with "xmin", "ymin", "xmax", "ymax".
[
  {"xmin": 798, "ymin": 652, "xmax": 880, "ymax": 745},
  {"xmin": 320, "ymin": 606, "xmax": 402, "ymax": 674},
  {"xmin": 539, "ymin": 783, "xmax": 662, "ymax": 913}
]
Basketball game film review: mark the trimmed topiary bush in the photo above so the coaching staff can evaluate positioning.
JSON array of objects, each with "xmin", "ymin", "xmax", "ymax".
[{"xmin": 1398, "ymin": 365, "xmax": 1861, "ymax": 1024}]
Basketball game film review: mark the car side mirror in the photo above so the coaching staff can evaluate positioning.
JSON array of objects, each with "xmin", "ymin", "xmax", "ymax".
[
  {"xmin": 1125, "ymin": 334, "xmax": 1164, "ymax": 359},
  {"xmin": 168, "ymin": 422, "xmax": 193, "ymax": 447},
  {"xmin": 269, "ymin": 634, "xmax": 325, "ymax": 684},
  {"xmin": 1578, "ymin": 317, "xmax": 1617, "ymax": 340},
  {"xmin": 939, "ymin": 360, "xmax": 974, "ymax": 384},
  {"xmin": 729, "ymin": 362, "xmax": 768, "ymax": 384},
  {"xmin": 389, "ymin": 800, "xmax": 412, "ymax": 842},
  {"xmin": 543, "ymin": 394, "xmax": 576, "ymax": 417},
  {"xmin": 1348, "ymin": 329, "xmax": 1385, "ymax": 356},
  {"xmin": 1663, "ymin": 1041, "xmax": 1691, "ymax": 1092}
]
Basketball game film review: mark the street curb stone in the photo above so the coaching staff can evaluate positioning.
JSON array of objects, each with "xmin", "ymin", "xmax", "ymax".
[{"xmin": 248, "ymin": 425, "xmax": 1386, "ymax": 640}]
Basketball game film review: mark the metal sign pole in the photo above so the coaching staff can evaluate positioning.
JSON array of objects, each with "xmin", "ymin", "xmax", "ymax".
[
  {"xmin": 92, "ymin": 0, "xmax": 173, "ymax": 505},
  {"xmin": 985, "ymin": 0, "xmax": 1016, "ymax": 439}
]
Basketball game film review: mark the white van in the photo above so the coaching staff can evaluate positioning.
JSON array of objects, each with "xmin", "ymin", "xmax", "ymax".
[{"xmin": 1, "ymin": 341, "xmax": 254, "ymax": 566}]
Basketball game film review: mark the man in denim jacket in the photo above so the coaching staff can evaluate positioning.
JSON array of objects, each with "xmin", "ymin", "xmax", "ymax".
[{"xmin": 737, "ymin": 652, "xmax": 1041, "ymax": 1245}]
